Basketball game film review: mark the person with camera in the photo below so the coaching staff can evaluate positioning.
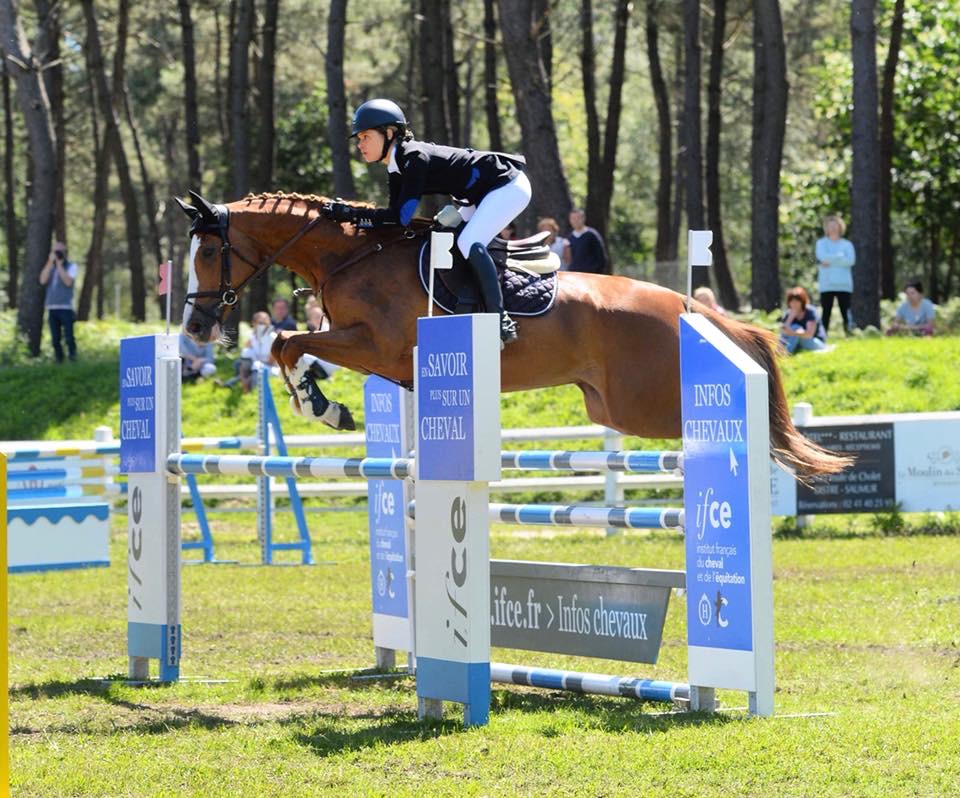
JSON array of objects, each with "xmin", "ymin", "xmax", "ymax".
[{"xmin": 38, "ymin": 242, "xmax": 79, "ymax": 362}]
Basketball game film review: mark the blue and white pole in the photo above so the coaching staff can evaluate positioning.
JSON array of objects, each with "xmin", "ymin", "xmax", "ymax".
[
  {"xmin": 120, "ymin": 334, "xmax": 182, "ymax": 682},
  {"xmin": 413, "ymin": 313, "xmax": 501, "ymax": 727}
]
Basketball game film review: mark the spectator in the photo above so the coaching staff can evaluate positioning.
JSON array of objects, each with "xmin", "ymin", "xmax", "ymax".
[
  {"xmin": 779, "ymin": 286, "xmax": 826, "ymax": 355},
  {"xmin": 693, "ymin": 286, "xmax": 727, "ymax": 316},
  {"xmin": 537, "ymin": 217, "xmax": 571, "ymax": 269},
  {"xmin": 815, "ymin": 214, "xmax": 855, "ymax": 335},
  {"xmin": 271, "ymin": 297, "xmax": 297, "ymax": 332},
  {"xmin": 567, "ymin": 208, "xmax": 608, "ymax": 274},
  {"xmin": 887, "ymin": 279, "xmax": 936, "ymax": 337},
  {"xmin": 180, "ymin": 333, "xmax": 218, "ymax": 382},
  {"xmin": 222, "ymin": 311, "xmax": 278, "ymax": 391},
  {"xmin": 38, "ymin": 241, "xmax": 78, "ymax": 362}
]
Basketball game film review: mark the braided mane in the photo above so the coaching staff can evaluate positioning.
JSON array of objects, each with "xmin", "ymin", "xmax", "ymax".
[{"xmin": 241, "ymin": 191, "xmax": 376, "ymax": 212}]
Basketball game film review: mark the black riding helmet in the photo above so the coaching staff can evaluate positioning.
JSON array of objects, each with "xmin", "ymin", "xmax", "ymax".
[{"xmin": 350, "ymin": 99, "xmax": 407, "ymax": 160}]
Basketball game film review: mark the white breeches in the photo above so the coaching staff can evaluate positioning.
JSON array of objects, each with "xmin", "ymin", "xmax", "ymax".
[{"xmin": 457, "ymin": 171, "xmax": 532, "ymax": 259}]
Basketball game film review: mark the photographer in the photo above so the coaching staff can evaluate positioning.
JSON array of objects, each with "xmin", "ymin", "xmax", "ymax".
[{"xmin": 38, "ymin": 242, "xmax": 79, "ymax": 363}]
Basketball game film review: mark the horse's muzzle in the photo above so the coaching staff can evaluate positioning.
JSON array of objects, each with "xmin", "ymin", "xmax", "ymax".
[{"xmin": 184, "ymin": 317, "xmax": 219, "ymax": 344}]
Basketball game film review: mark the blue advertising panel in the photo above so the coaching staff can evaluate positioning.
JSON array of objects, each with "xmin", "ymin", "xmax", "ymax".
[
  {"xmin": 364, "ymin": 376, "xmax": 409, "ymax": 620},
  {"xmin": 119, "ymin": 335, "xmax": 157, "ymax": 474},
  {"xmin": 680, "ymin": 318, "xmax": 754, "ymax": 653},
  {"xmin": 417, "ymin": 315, "xmax": 475, "ymax": 481}
]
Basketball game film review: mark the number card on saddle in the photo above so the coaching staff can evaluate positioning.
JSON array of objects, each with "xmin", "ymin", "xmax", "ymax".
[{"xmin": 417, "ymin": 231, "xmax": 560, "ymax": 316}]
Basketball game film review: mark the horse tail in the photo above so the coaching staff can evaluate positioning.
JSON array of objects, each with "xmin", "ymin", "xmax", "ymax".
[{"xmin": 702, "ymin": 309, "xmax": 854, "ymax": 480}]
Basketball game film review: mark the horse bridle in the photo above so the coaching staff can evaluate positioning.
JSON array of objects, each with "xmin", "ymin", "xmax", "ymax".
[
  {"xmin": 184, "ymin": 203, "xmax": 326, "ymax": 324},
  {"xmin": 184, "ymin": 202, "xmax": 430, "ymax": 324}
]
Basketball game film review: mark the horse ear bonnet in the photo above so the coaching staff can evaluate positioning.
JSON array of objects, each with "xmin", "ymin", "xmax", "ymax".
[
  {"xmin": 174, "ymin": 195, "xmax": 200, "ymax": 220},
  {"xmin": 189, "ymin": 191, "xmax": 220, "ymax": 225}
]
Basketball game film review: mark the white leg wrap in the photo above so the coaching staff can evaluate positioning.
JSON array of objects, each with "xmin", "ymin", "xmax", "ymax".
[{"xmin": 292, "ymin": 356, "xmax": 340, "ymax": 426}]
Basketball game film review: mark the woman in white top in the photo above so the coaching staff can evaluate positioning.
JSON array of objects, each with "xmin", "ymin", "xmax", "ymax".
[{"xmin": 815, "ymin": 214, "xmax": 856, "ymax": 335}]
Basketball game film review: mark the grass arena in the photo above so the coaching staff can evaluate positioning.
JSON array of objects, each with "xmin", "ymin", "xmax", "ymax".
[{"xmin": 3, "ymin": 312, "xmax": 959, "ymax": 797}]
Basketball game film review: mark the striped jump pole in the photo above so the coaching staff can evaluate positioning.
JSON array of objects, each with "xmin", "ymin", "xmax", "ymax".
[
  {"xmin": 167, "ymin": 453, "xmax": 412, "ymax": 480},
  {"xmin": 500, "ymin": 450, "xmax": 682, "ymax": 474},
  {"xmin": 489, "ymin": 502, "xmax": 684, "ymax": 531},
  {"xmin": 491, "ymin": 663, "xmax": 690, "ymax": 703},
  {"xmin": 408, "ymin": 500, "xmax": 684, "ymax": 531}
]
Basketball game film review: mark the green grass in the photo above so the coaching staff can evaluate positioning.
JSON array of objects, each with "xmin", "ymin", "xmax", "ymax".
[
  {"xmin": 4, "ymin": 315, "xmax": 960, "ymax": 795},
  {"xmin": 9, "ymin": 513, "xmax": 960, "ymax": 797}
]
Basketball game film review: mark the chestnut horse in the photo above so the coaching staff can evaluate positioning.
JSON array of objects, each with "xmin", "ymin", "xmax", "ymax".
[{"xmin": 176, "ymin": 191, "xmax": 848, "ymax": 480}]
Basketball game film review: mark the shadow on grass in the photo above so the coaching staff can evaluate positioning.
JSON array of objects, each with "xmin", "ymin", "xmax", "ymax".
[
  {"xmin": 292, "ymin": 712, "xmax": 455, "ymax": 757},
  {"xmin": 269, "ymin": 670, "xmax": 414, "ymax": 693},
  {"xmin": 9, "ymin": 677, "xmax": 240, "ymax": 735},
  {"xmin": 491, "ymin": 688, "xmax": 734, "ymax": 734}
]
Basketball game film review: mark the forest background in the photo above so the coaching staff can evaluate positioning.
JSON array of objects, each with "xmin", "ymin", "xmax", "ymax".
[{"xmin": 0, "ymin": 0, "xmax": 957, "ymax": 356}]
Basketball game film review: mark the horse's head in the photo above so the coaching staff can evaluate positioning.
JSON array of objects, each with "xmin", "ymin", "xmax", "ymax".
[{"xmin": 175, "ymin": 190, "xmax": 264, "ymax": 343}]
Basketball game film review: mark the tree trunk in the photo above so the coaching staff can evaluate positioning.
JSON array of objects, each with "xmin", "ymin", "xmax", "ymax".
[
  {"xmin": 418, "ymin": 0, "xmax": 449, "ymax": 142},
  {"xmin": 646, "ymin": 0, "xmax": 674, "ymax": 274},
  {"xmin": 850, "ymin": 0, "xmax": 880, "ymax": 327},
  {"xmin": 670, "ymin": 34, "xmax": 685, "ymax": 269},
  {"xmin": 325, "ymin": 0, "xmax": 356, "ymax": 198},
  {"xmin": 78, "ymin": 135, "xmax": 109, "ymax": 322},
  {"xmin": 229, "ymin": 0, "xmax": 254, "ymax": 200},
  {"xmin": 532, "ymin": 0, "xmax": 552, "ymax": 94},
  {"xmin": 162, "ymin": 119, "xmax": 185, "ymax": 322},
  {"xmin": 683, "ymin": 0, "xmax": 705, "ymax": 240},
  {"xmin": 2, "ymin": 57, "xmax": 16, "ymax": 308},
  {"xmin": 247, "ymin": 0, "xmax": 280, "ymax": 315},
  {"xmin": 82, "ymin": 0, "xmax": 146, "ymax": 321},
  {"xmin": 256, "ymin": 0, "xmax": 279, "ymax": 190},
  {"xmin": 705, "ymin": 0, "xmax": 739, "ymax": 310},
  {"xmin": 498, "ymin": 0, "xmax": 573, "ymax": 229},
  {"xmin": 927, "ymin": 219, "xmax": 940, "ymax": 303},
  {"xmin": 214, "ymin": 4, "xmax": 227, "ymax": 145},
  {"xmin": 0, "ymin": 0, "xmax": 57, "ymax": 354},
  {"xmin": 77, "ymin": 45, "xmax": 103, "ymax": 322},
  {"xmin": 750, "ymin": 0, "xmax": 787, "ymax": 311},
  {"xmin": 580, "ymin": 0, "xmax": 601, "ymax": 224},
  {"xmin": 33, "ymin": 0, "xmax": 65, "ymax": 245},
  {"xmin": 878, "ymin": 0, "xmax": 904, "ymax": 301},
  {"xmin": 582, "ymin": 0, "xmax": 630, "ymax": 247},
  {"xmin": 177, "ymin": 0, "xmax": 202, "ymax": 192},
  {"xmin": 442, "ymin": 0, "xmax": 460, "ymax": 143},
  {"xmin": 482, "ymin": 0, "xmax": 502, "ymax": 152}
]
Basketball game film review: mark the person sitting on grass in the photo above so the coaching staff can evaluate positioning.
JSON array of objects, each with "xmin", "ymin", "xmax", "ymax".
[
  {"xmin": 221, "ymin": 311, "xmax": 278, "ymax": 392},
  {"xmin": 179, "ymin": 333, "xmax": 218, "ymax": 383},
  {"xmin": 779, "ymin": 286, "xmax": 826, "ymax": 355},
  {"xmin": 887, "ymin": 279, "xmax": 936, "ymax": 337}
]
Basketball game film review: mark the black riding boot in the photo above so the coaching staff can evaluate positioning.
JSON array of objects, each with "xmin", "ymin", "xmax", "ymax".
[{"xmin": 467, "ymin": 242, "xmax": 518, "ymax": 345}]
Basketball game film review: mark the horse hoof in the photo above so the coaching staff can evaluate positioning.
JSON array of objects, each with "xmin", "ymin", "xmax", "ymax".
[
  {"xmin": 336, "ymin": 404, "xmax": 357, "ymax": 431},
  {"xmin": 288, "ymin": 395, "xmax": 303, "ymax": 416}
]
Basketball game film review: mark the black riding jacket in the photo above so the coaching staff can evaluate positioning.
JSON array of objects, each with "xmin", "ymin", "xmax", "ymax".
[{"xmin": 351, "ymin": 140, "xmax": 525, "ymax": 229}]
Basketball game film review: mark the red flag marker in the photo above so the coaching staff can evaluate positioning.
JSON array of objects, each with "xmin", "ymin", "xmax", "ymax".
[{"xmin": 158, "ymin": 261, "xmax": 170, "ymax": 296}]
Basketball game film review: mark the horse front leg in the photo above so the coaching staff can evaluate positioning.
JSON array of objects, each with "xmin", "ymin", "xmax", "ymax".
[
  {"xmin": 275, "ymin": 325, "xmax": 380, "ymax": 431},
  {"xmin": 270, "ymin": 331, "xmax": 309, "ymax": 418}
]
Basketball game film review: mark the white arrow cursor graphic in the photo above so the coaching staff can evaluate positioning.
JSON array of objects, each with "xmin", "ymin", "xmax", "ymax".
[
  {"xmin": 729, "ymin": 448, "xmax": 739, "ymax": 476},
  {"xmin": 545, "ymin": 602, "xmax": 555, "ymax": 629}
]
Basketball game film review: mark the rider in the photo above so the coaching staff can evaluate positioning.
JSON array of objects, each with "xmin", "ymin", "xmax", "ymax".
[{"xmin": 323, "ymin": 98, "xmax": 530, "ymax": 345}]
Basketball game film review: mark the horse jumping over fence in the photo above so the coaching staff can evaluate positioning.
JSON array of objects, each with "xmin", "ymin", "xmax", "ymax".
[{"xmin": 176, "ymin": 191, "xmax": 850, "ymax": 480}]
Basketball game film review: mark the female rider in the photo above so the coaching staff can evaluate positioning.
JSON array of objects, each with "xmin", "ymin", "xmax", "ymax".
[{"xmin": 323, "ymin": 98, "xmax": 531, "ymax": 345}]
